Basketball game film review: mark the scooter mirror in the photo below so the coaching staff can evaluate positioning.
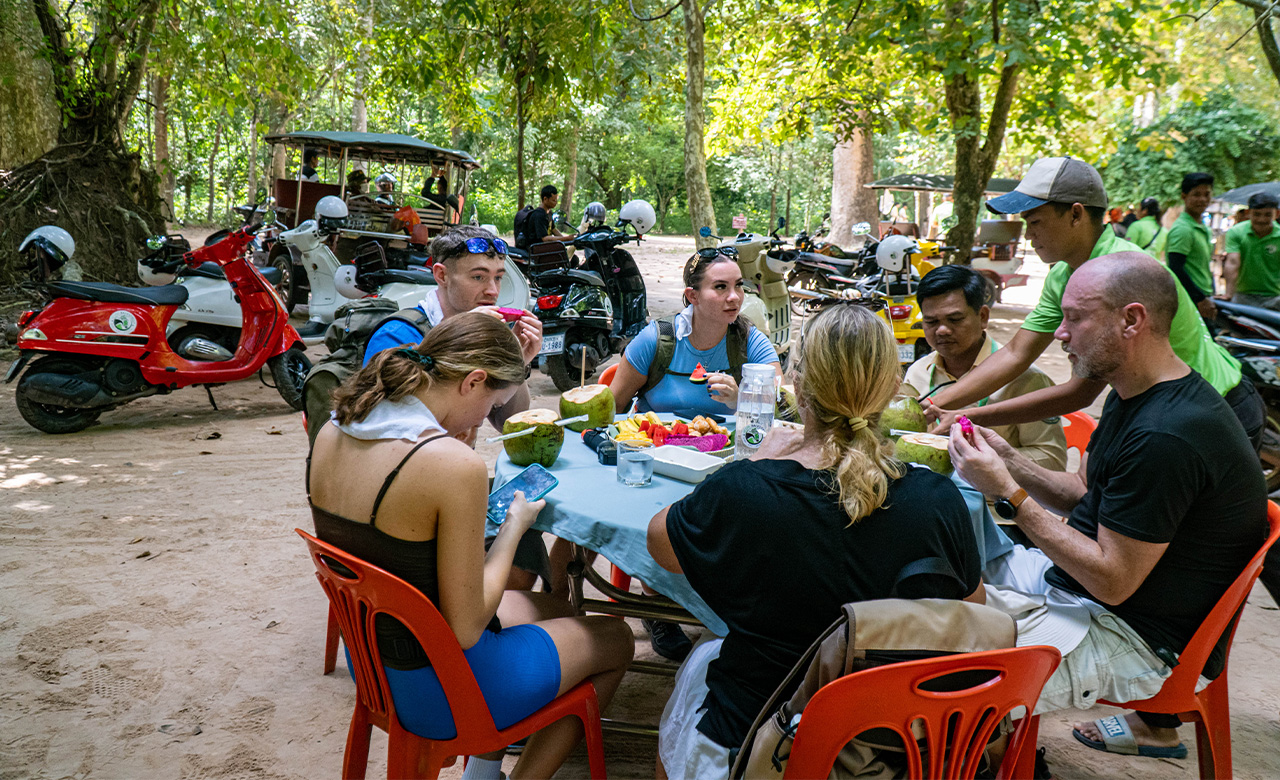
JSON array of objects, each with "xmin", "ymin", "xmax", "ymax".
[
  {"xmin": 699, "ymin": 226, "xmax": 712, "ymax": 237},
  {"xmin": 146, "ymin": 235, "xmax": 167, "ymax": 251},
  {"xmin": 776, "ymin": 216, "xmax": 786, "ymax": 230},
  {"xmin": 852, "ymin": 222, "xmax": 872, "ymax": 236}
]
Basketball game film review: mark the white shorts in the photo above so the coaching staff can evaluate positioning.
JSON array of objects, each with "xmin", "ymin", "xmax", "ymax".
[
  {"xmin": 984, "ymin": 546, "xmax": 1207, "ymax": 714},
  {"xmin": 658, "ymin": 636, "xmax": 735, "ymax": 780}
]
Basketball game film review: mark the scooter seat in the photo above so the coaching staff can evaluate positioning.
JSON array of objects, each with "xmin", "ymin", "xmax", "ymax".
[
  {"xmin": 1216, "ymin": 299, "xmax": 1280, "ymax": 332},
  {"xmin": 368, "ymin": 267, "xmax": 434, "ymax": 286},
  {"xmin": 182, "ymin": 262, "xmax": 283, "ymax": 286},
  {"xmin": 48, "ymin": 280, "xmax": 190, "ymax": 306},
  {"xmin": 532, "ymin": 268, "xmax": 605, "ymax": 288}
]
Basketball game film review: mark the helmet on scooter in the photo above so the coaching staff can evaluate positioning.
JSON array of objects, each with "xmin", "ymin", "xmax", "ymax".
[
  {"xmin": 875, "ymin": 234, "xmax": 919, "ymax": 274},
  {"xmin": 19, "ymin": 226, "xmax": 75, "ymax": 275},
  {"xmin": 334, "ymin": 265, "xmax": 365, "ymax": 299},
  {"xmin": 315, "ymin": 196, "xmax": 349, "ymax": 233},
  {"xmin": 137, "ymin": 255, "xmax": 179, "ymax": 286},
  {"xmin": 583, "ymin": 201, "xmax": 606, "ymax": 224},
  {"xmin": 618, "ymin": 199, "xmax": 656, "ymax": 235}
]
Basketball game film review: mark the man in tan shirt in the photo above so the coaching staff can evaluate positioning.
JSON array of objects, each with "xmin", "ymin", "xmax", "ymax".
[{"xmin": 902, "ymin": 265, "xmax": 1067, "ymax": 470}]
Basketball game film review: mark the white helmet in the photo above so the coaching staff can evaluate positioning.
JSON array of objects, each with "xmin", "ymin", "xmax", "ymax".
[
  {"xmin": 137, "ymin": 257, "xmax": 177, "ymax": 286},
  {"xmin": 315, "ymin": 195, "xmax": 349, "ymax": 234},
  {"xmin": 875, "ymin": 235, "xmax": 919, "ymax": 274},
  {"xmin": 375, "ymin": 172, "xmax": 397, "ymax": 190},
  {"xmin": 618, "ymin": 199, "xmax": 656, "ymax": 235},
  {"xmin": 584, "ymin": 201, "xmax": 606, "ymax": 224},
  {"xmin": 334, "ymin": 265, "xmax": 364, "ymax": 299},
  {"xmin": 20, "ymin": 225, "xmax": 75, "ymax": 269}
]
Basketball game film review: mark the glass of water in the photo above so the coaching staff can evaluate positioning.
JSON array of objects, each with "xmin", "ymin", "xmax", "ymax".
[{"xmin": 616, "ymin": 440, "xmax": 654, "ymax": 487}]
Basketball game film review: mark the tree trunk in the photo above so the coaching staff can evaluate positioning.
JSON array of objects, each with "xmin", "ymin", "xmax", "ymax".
[
  {"xmin": 515, "ymin": 70, "xmax": 527, "ymax": 209},
  {"xmin": 153, "ymin": 74, "xmax": 174, "ymax": 218},
  {"xmin": 1251, "ymin": 5, "xmax": 1280, "ymax": 89},
  {"xmin": 562, "ymin": 125, "xmax": 579, "ymax": 222},
  {"xmin": 681, "ymin": 0, "xmax": 717, "ymax": 247},
  {"xmin": 829, "ymin": 109, "xmax": 877, "ymax": 248},
  {"xmin": 942, "ymin": 61, "xmax": 1019, "ymax": 264},
  {"xmin": 352, "ymin": 0, "xmax": 374, "ymax": 133},
  {"xmin": 207, "ymin": 124, "xmax": 221, "ymax": 222}
]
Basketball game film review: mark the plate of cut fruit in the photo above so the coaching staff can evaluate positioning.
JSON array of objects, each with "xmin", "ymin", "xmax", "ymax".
[{"xmin": 609, "ymin": 412, "xmax": 735, "ymax": 457}]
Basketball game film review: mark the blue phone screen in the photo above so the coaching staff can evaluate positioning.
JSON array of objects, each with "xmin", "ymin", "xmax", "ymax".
[{"xmin": 488, "ymin": 464, "xmax": 558, "ymax": 522}]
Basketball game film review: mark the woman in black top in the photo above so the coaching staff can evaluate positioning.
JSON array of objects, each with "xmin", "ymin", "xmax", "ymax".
[
  {"xmin": 308, "ymin": 312, "xmax": 633, "ymax": 780},
  {"xmin": 648, "ymin": 304, "xmax": 984, "ymax": 779}
]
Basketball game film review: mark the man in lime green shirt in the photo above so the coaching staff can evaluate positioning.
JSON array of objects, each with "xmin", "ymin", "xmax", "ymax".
[
  {"xmin": 926, "ymin": 156, "xmax": 1261, "ymax": 451},
  {"xmin": 1124, "ymin": 198, "xmax": 1166, "ymax": 258},
  {"xmin": 1222, "ymin": 191, "xmax": 1280, "ymax": 310},
  {"xmin": 1165, "ymin": 172, "xmax": 1217, "ymax": 320}
]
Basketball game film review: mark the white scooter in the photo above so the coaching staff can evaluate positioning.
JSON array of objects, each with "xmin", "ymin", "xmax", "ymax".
[{"xmin": 699, "ymin": 219, "xmax": 795, "ymax": 356}]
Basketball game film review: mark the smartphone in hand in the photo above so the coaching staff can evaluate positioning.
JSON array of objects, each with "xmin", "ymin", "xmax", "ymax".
[{"xmin": 487, "ymin": 463, "xmax": 558, "ymax": 523}]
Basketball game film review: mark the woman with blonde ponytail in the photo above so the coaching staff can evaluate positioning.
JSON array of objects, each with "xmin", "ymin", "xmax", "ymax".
[
  {"xmin": 647, "ymin": 304, "xmax": 984, "ymax": 780},
  {"xmin": 308, "ymin": 312, "xmax": 634, "ymax": 780}
]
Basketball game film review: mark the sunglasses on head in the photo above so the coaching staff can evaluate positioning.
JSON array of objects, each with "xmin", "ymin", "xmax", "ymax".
[
  {"xmin": 696, "ymin": 246, "xmax": 739, "ymax": 259},
  {"xmin": 463, "ymin": 236, "xmax": 509, "ymax": 256}
]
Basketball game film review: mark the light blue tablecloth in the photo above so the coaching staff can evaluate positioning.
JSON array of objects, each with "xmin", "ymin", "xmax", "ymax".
[{"xmin": 492, "ymin": 443, "xmax": 1013, "ymax": 639}]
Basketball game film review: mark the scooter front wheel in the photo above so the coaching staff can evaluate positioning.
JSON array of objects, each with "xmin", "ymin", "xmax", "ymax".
[
  {"xmin": 14, "ymin": 357, "xmax": 104, "ymax": 434},
  {"xmin": 268, "ymin": 348, "xmax": 312, "ymax": 411}
]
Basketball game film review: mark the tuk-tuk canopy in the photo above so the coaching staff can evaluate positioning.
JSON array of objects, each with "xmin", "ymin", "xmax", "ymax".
[
  {"xmin": 865, "ymin": 174, "xmax": 1020, "ymax": 195},
  {"xmin": 265, "ymin": 131, "xmax": 481, "ymax": 170}
]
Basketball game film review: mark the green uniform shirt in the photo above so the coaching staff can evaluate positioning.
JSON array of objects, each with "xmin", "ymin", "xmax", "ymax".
[
  {"xmin": 1022, "ymin": 229, "xmax": 1241, "ymax": 396},
  {"xmin": 1125, "ymin": 215, "xmax": 1167, "ymax": 258},
  {"xmin": 1225, "ymin": 221, "xmax": 1280, "ymax": 297},
  {"xmin": 1166, "ymin": 211, "xmax": 1215, "ymax": 296}
]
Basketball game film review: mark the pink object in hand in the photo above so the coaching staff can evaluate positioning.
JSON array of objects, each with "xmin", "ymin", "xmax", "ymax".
[
  {"xmin": 957, "ymin": 415, "xmax": 974, "ymax": 443},
  {"xmin": 497, "ymin": 307, "xmax": 526, "ymax": 322},
  {"xmin": 663, "ymin": 434, "xmax": 729, "ymax": 452}
]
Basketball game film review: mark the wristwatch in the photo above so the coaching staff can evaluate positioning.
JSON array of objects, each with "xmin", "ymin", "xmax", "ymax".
[{"xmin": 993, "ymin": 488, "xmax": 1029, "ymax": 521}]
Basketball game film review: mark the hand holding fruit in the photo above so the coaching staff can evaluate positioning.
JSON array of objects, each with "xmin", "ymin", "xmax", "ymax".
[{"xmin": 948, "ymin": 423, "xmax": 1018, "ymax": 499}]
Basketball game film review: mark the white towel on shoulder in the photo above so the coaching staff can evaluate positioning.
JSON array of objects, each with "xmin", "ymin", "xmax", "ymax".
[{"xmin": 331, "ymin": 395, "xmax": 446, "ymax": 442}]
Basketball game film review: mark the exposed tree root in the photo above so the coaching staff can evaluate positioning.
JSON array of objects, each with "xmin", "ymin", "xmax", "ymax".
[{"xmin": 0, "ymin": 142, "xmax": 164, "ymax": 288}]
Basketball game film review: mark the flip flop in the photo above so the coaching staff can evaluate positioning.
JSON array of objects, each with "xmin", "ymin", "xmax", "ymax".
[{"xmin": 1071, "ymin": 715, "xmax": 1188, "ymax": 759}]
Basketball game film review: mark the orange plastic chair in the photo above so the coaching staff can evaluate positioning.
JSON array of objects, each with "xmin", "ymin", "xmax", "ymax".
[
  {"xmin": 783, "ymin": 645, "xmax": 1062, "ymax": 780},
  {"xmin": 297, "ymin": 529, "xmax": 609, "ymax": 779},
  {"xmin": 1061, "ymin": 410, "xmax": 1097, "ymax": 458},
  {"xmin": 599, "ymin": 362, "xmax": 618, "ymax": 387},
  {"xmin": 1094, "ymin": 500, "xmax": 1280, "ymax": 779}
]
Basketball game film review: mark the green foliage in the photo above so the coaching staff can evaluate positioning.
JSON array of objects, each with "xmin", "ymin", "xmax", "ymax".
[{"xmin": 1102, "ymin": 88, "xmax": 1280, "ymax": 206}]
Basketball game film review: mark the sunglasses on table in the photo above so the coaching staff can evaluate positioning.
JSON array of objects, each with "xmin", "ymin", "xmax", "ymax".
[{"xmin": 464, "ymin": 236, "xmax": 509, "ymax": 256}]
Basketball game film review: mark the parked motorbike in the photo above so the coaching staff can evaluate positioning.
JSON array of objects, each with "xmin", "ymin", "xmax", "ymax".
[
  {"xmin": 203, "ymin": 195, "xmax": 292, "ymax": 309},
  {"xmin": 526, "ymin": 200, "xmax": 654, "ymax": 391},
  {"xmin": 1214, "ymin": 298, "xmax": 1280, "ymax": 490},
  {"xmin": 7, "ymin": 225, "xmax": 311, "ymax": 434},
  {"xmin": 697, "ymin": 220, "xmax": 794, "ymax": 356}
]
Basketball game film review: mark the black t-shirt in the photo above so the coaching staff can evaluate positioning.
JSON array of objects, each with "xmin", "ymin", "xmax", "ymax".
[
  {"xmin": 527, "ymin": 207, "xmax": 552, "ymax": 244},
  {"xmin": 301, "ymin": 164, "xmax": 318, "ymax": 180},
  {"xmin": 1045, "ymin": 372, "xmax": 1266, "ymax": 672},
  {"xmin": 666, "ymin": 458, "xmax": 981, "ymax": 749}
]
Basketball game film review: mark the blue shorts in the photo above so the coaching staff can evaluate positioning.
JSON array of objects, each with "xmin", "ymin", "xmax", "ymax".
[{"xmin": 350, "ymin": 623, "xmax": 562, "ymax": 740}]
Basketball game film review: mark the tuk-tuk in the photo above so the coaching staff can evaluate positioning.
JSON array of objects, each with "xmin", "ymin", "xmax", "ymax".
[
  {"xmin": 865, "ymin": 174, "xmax": 1028, "ymax": 300},
  {"xmin": 265, "ymin": 130, "xmax": 480, "ymax": 235}
]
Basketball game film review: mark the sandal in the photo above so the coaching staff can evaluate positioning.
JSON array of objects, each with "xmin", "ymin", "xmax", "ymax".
[{"xmin": 1071, "ymin": 715, "xmax": 1188, "ymax": 759}]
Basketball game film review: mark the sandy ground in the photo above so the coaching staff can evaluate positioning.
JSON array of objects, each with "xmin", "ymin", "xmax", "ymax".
[{"xmin": 1, "ymin": 234, "xmax": 1277, "ymax": 779}]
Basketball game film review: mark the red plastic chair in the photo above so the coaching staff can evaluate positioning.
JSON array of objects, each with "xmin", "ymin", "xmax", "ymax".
[
  {"xmin": 1094, "ymin": 500, "xmax": 1280, "ymax": 779},
  {"xmin": 1061, "ymin": 410, "xmax": 1097, "ymax": 458},
  {"xmin": 599, "ymin": 363, "xmax": 619, "ymax": 387},
  {"xmin": 297, "ymin": 529, "xmax": 609, "ymax": 779},
  {"xmin": 783, "ymin": 645, "xmax": 1062, "ymax": 780}
]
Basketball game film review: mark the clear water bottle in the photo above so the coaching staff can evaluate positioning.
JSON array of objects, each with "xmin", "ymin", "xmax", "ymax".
[{"xmin": 735, "ymin": 363, "xmax": 776, "ymax": 460}]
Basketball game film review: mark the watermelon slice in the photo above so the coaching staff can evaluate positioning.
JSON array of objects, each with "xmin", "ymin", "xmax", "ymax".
[
  {"xmin": 665, "ymin": 433, "xmax": 729, "ymax": 452},
  {"xmin": 689, "ymin": 363, "xmax": 709, "ymax": 384}
]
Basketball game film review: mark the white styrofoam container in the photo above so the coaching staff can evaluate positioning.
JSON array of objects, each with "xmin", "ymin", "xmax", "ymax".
[{"xmin": 650, "ymin": 445, "xmax": 728, "ymax": 484}]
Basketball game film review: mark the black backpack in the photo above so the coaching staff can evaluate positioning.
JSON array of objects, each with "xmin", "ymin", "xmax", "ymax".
[
  {"xmin": 302, "ymin": 298, "xmax": 432, "ymax": 445},
  {"xmin": 513, "ymin": 205, "xmax": 537, "ymax": 249}
]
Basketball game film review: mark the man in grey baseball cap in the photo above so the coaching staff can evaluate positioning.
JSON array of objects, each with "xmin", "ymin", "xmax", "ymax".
[{"xmin": 924, "ymin": 154, "xmax": 1259, "ymax": 450}]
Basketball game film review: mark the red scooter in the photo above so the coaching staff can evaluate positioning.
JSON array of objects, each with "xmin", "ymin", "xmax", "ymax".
[{"xmin": 6, "ymin": 225, "xmax": 310, "ymax": 433}]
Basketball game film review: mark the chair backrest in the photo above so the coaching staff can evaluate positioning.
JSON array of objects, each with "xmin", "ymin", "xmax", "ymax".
[
  {"xmin": 1142, "ymin": 500, "xmax": 1280, "ymax": 701},
  {"xmin": 274, "ymin": 178, "xmax": 342, "ymax": 228},
  {"xmin": 600, "ymin": 363, "xmax": 618, "ymax": 387},
  {"xmin": 976, "ymin": 220, "xmax": 1023, "ymax": 245},
  {"xmin": 784, "ymin": 646, "xmax": 1062, "ymax": 780},
  {"xmin": 1061, "ymin": 411, "xmax": 1097, "ymax": 457},
  {"xmin": 296, "ymin": 529, "xmax": 501, "ymax": 738}
]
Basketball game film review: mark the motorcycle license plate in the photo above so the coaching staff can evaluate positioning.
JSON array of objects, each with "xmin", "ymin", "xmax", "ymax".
[
  {"xmin": 540, "ymin": 332, "xmax": 565, "ymax": 356},
  {"xmin": 897, "ymin": 343, "xmax": 915, "ymax": 363}
]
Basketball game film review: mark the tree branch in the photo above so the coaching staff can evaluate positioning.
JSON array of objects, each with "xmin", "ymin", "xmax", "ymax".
[
  {"xmin": 31, "ymin": 0, "xmax": 73, "ymax": 94},
  {"xmin": 1228, "ymin": 0, "xmax": 1279, "ymax": 51},
  {"xmin": 628, "ymin": 0, "xmax": 681, "ymax": 22},
  {"xmin": 980, "ymin": 60, "xmax": 1021, "ymax": 169},
  {"xmin": 1249, "ymin": 4, "xmax": 1280, "ymax": 85}
]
